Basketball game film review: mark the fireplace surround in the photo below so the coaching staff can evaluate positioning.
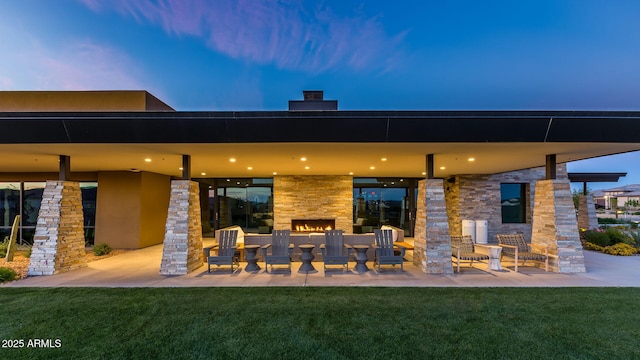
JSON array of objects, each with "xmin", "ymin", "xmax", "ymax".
[{"xmin": 291, "ymin": 219, "xmax": 336, "ymax": 232}]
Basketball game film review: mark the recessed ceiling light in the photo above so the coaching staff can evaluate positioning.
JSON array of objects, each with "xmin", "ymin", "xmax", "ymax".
[
  {"xmin": 381, "ymin": 158, "xmax": 387, "ymax": 161},
  {"xmin": 440, "ymin": 166, "xmax": 446, "ymax": 170},
  {"xmin": 422, "ymin": 172, "xmax": 427, "ymax": 175},
  {"xmin": 349, "ymin": 172, "xmax": 354, "ymax": 175},
  {"xmin": 179, "ymin": 167, "xmax": 183, "ymax": 171},
  {"xmin": 370, "ymin": 166, "xmax": 375, "ymax": 170},
  {"xmin": 247, "ymin": 166, "xmax": 253, "ymax": 170},
  {"xmin": 201, "ymin": 172, "xmax": 206, "ymax": 176},
  {"xmin": 144, "ymin": 158, "xmax": 152, "ymax": 162},
  {"xmin": 305, "ymin": 166, "xmax": 310, "ymax": 170},
  {"xmin": 273, "ymin": 172, "xmax": 277, "ymax": 175},
  {"xmin": 468, "ymin": 157, "xmax": 475, "ymax": 162},
  {"xmin": 229, "ymin": 158, "xmax": 236, "ymax": 163},
  {"xmin": 300, "ymin": 157, "xmax": 307, "ymax": 161}
]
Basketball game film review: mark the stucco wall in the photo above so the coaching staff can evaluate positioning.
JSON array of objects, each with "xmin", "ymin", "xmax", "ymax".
[{"xmin": 95, "ymin": 171, "xmax": 170, "ymax": 249}]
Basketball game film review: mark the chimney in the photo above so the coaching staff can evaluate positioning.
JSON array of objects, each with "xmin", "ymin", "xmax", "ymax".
[{"xmin": 288, "ymin": 90, "xmax": 338, "ymax": 111}]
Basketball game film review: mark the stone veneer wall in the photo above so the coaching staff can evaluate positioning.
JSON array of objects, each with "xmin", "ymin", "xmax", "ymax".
[
  {"xmin": 160, "ymin": 180, "xmax": 203, "ymax": 275},
  {"xmin": 273, "ymin": 176, "xmax": 353, "ymax": 233},
  {"xmin": 531, "ymin": 180, "xmax": 586, "ymax": 273},
  {"xmin": 444, "ymin": 164, "xmax": 568, "ymax": 243},
  {"xmin": 28, "ymin": 181, "xmax": 86, "ymax": 276},
  {"xmin": 413, "ymin": 179, "xmax": 453, "ymax": 274},
  {"xmin": 577, "ymin": 195, "xmax": 599, "ymax": 230}
]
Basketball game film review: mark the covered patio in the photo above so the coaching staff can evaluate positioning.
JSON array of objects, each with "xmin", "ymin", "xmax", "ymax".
[
  {"xmin": 3, "ymin": 91, "xmax": 640, "ymax": 278},
  {"xmin": 5, "ymin": 241, "xmax": 640, "ymax": 287}
]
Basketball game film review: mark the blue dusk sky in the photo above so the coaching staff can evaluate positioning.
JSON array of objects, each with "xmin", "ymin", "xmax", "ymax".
[{"xmin": 1, "ymin": 0, "xmax": 639, "ymax": 189}]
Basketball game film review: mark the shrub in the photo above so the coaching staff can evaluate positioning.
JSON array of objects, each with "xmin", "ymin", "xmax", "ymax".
[
  {"xmin": 23, "ymin": 246, "xmax": 32, "ymax": 258},
  {"xmin": 598, "ymin": 218, "xmax": 620, "ymax": 224},
  {"xmin": 0, "ymin": 236, "xmax": 9, "ymax": 257},
  {"xmin": 603, "ymin": 243, "xmax": 638, "ymax": 256},
  {"xmin": 583, "ymin": 242, "xmax": 603, "ymax": 251},
  {"xmin": 605, "ymin": 228, "xmax": 633, "ymax": 245},
  {"xmin": 583, "ymin": 230, "xmax": 611, "ymax": 247},
  {"xmin": 0, "ymin": 267, "xmax": 19, "ymax": 283},
  {"xmin": 92, "ymin": 243, "xmax": 112, "ymax": 256}
]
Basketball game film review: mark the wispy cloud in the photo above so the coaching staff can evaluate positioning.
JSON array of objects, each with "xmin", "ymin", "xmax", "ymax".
[
  {"xmin": 0, "ymin": 34, "xmax": 146, "ymax": 91},
  {"xmin": 35, "ymin": 41, "xmax": 145, "ymax": 90},
  {"xmin": 79, "ymin": 0, "xmax": 405, "ymax": 73}
]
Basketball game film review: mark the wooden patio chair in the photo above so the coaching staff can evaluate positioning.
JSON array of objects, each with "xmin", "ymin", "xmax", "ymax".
[
  {"xmin": 497, "ymin": 234, "xmax": 549, "ymax": 272},
  {"xmin": 261, "ymin": 230, "xmax": 294, "ymax": 272},
  {"xmin": 450, "ymin": 234, "xmax": 489, "ymax": 272},
  {"xmin": 373, "ymin": 229, "xmax": 405, "ymax": 272},
  {"xmin": 205, "ymin": 229, "xmax": 239, "ymax": 273},
  {"xmin": 320, "ymin": 230, "xmax": 353, "ymax": 271}
]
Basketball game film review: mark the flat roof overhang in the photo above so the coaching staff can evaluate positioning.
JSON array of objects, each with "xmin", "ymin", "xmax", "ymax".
[
  {"xmin": 0, "ymin": 110, "xmax": 639, "ymax": 178},
  {"xmin": 568, "ymin": 172, "xmax": 628, "ymax": 183}
]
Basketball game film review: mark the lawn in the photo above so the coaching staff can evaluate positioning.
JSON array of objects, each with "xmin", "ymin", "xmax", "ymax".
[{"xmin": 0, "ymin": 287, "xmax": 638, "ymax": 359}]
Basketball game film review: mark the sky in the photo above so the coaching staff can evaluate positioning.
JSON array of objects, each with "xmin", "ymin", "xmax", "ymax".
[{"xmin": 1, "ymin": 0, "xmax": 639, "ymax": 190}]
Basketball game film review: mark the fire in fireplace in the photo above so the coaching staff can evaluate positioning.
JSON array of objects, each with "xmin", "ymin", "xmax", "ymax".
[{"xmin": 291, "ymin": 219, "xmax": 336, "ymax": 232}]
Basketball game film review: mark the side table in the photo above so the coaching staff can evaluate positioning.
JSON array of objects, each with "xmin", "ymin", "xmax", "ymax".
[
  {"xmin": 486, "ymin": 245, "xmax": 502, "ymax": 271},
  {"xmin": 298, "ymin": 244, "xmax": 317, "ymax": 273},
  {"xmin": 352, "ymin": 245, "xmax": 369, "ymax": 273},
  {"xmin": 244, "ymin": 244, "xmax": 261, "ymax": 272}
]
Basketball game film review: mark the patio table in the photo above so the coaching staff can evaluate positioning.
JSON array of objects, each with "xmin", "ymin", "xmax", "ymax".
[
  {"xmin": 353, "ymin": 245, "xmax": 370, "ymax": 273},
  {"xmin": 244, "ymin": 244, "xmax": 261, "ymax": 272},
  {"xmin": 298, "ymin": 244, "xmax": 317, "ymax": 273}
]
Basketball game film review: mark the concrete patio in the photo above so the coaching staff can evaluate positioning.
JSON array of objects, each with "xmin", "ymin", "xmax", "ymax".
[{"xmin": 4, "ymin": 241, "xmax": 640, "ymax": 288}]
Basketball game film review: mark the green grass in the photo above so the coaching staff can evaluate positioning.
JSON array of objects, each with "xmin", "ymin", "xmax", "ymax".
[{"xmin": 0, "ymin": 287, "xmax": 639, "ymax": 359}]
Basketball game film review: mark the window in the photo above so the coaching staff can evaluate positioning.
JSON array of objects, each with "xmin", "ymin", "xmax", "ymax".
[
  {"xmin": 213, "ymin": 178, "xmax": 273, "ymax": 233},
  {"xmin": 0, "ymin": 182, "xmax": 20, "ymax": 241},
  {"xmin": 501, "ymin": 183, "xmax": 527, "ymax": 223},
  {"xmin": 353, "ymin": 178, "xmax": 417, "ymax": 235}
]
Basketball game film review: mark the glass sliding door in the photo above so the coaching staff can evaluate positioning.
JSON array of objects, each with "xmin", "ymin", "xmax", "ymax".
[
  {"xmin": 22, "ymin": 182, "xmax": 46, "ymax": 244},
  {"xmin": 0, "ymin": 182, "xmax": 20, "ymax": 241},
  {"xmin": 213, "ymin": 178, "xmax": 273, "ymax": 234},
  {"xmin": 353, "ymin": 178, "xmax": 417, "ymax": 236}
]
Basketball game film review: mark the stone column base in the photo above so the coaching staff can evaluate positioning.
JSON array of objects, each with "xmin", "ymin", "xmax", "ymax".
[
  {"xmin": 532, "ymin": 180, "xmax": 586, "ymax": 273},
  {"xmin": 160, "ymin": 180, "xmax": 203, "ymax": 275},
  {"xmin": 28, "ymin": 181, "xmax": 87, "ymax": 276},
  {"xmin": 413, "ymin": 179, "xmax": 454, "ymax": 274}
]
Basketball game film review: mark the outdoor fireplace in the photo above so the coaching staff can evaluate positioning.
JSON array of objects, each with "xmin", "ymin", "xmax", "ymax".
[{"xmin": 291, "ymin": 219, "xmax": 336, "ymax": 232}]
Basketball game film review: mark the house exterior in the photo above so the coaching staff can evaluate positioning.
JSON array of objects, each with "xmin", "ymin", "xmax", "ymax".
[
  {"xmin": 593, "ymin": 184, "xmax": 640, "ymax": 210},
  {"xmin": 2, "ymin": 90, "xmax": 639, "ymax": 275}
]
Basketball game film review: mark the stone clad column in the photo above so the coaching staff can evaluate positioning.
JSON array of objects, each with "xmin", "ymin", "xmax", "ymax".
[
  {"xmin": 27, "ymin": 181, "xmax": 87, "ymax": 276},
  {"xmin": 160, "ymin": 180, "xmax": 203, "ymax": 275},
  {"xmin": 577, "ymin": 195, "xmax": 599, "ymax": 230},
  {"xmin": 531, "ymin": 180, "xmax": 586, "ymax": 273},
  {"xmin": 413, "ymin": 179, "xmax": 454, "ymax": 274}
]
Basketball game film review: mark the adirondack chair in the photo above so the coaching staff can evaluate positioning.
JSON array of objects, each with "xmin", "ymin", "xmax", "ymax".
[
  {"xmin": 373, "ymin": 229, "xmax": 405, "ymax": 271},
  {"xmin": 497, "ymin": 234, "xmax": 549, "ymax": 272},
  {"xmin": 261, "ymin": 230, "xmax": 294, "ymax": 272},
  {"xmin": 450, "ymin": 234, "xmax": 489, "ymax": 272},
  {"xmin": 320, "ymin": 230, "xmax": 353, "ymax": 271},
  {"xmin": 205, "ymin": 229, "xmax": 239, "ymax": 273}
]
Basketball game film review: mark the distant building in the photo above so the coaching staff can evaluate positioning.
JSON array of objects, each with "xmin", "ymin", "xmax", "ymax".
[{"xmin": 593, "ymin": 184, "xmax": 640, "ymax": 209}]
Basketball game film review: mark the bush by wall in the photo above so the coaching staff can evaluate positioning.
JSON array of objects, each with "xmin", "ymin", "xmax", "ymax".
[
  {"xmin": 92, "ymin": 243, "xmax": 112, "ymax": 256},
  {"xmin": 0, "ymin": 267, "xmax": 19, "ymax": 283},
  {"xmin": 583, "ymin": 230, "xmax": 611, "ymax": 247}
]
